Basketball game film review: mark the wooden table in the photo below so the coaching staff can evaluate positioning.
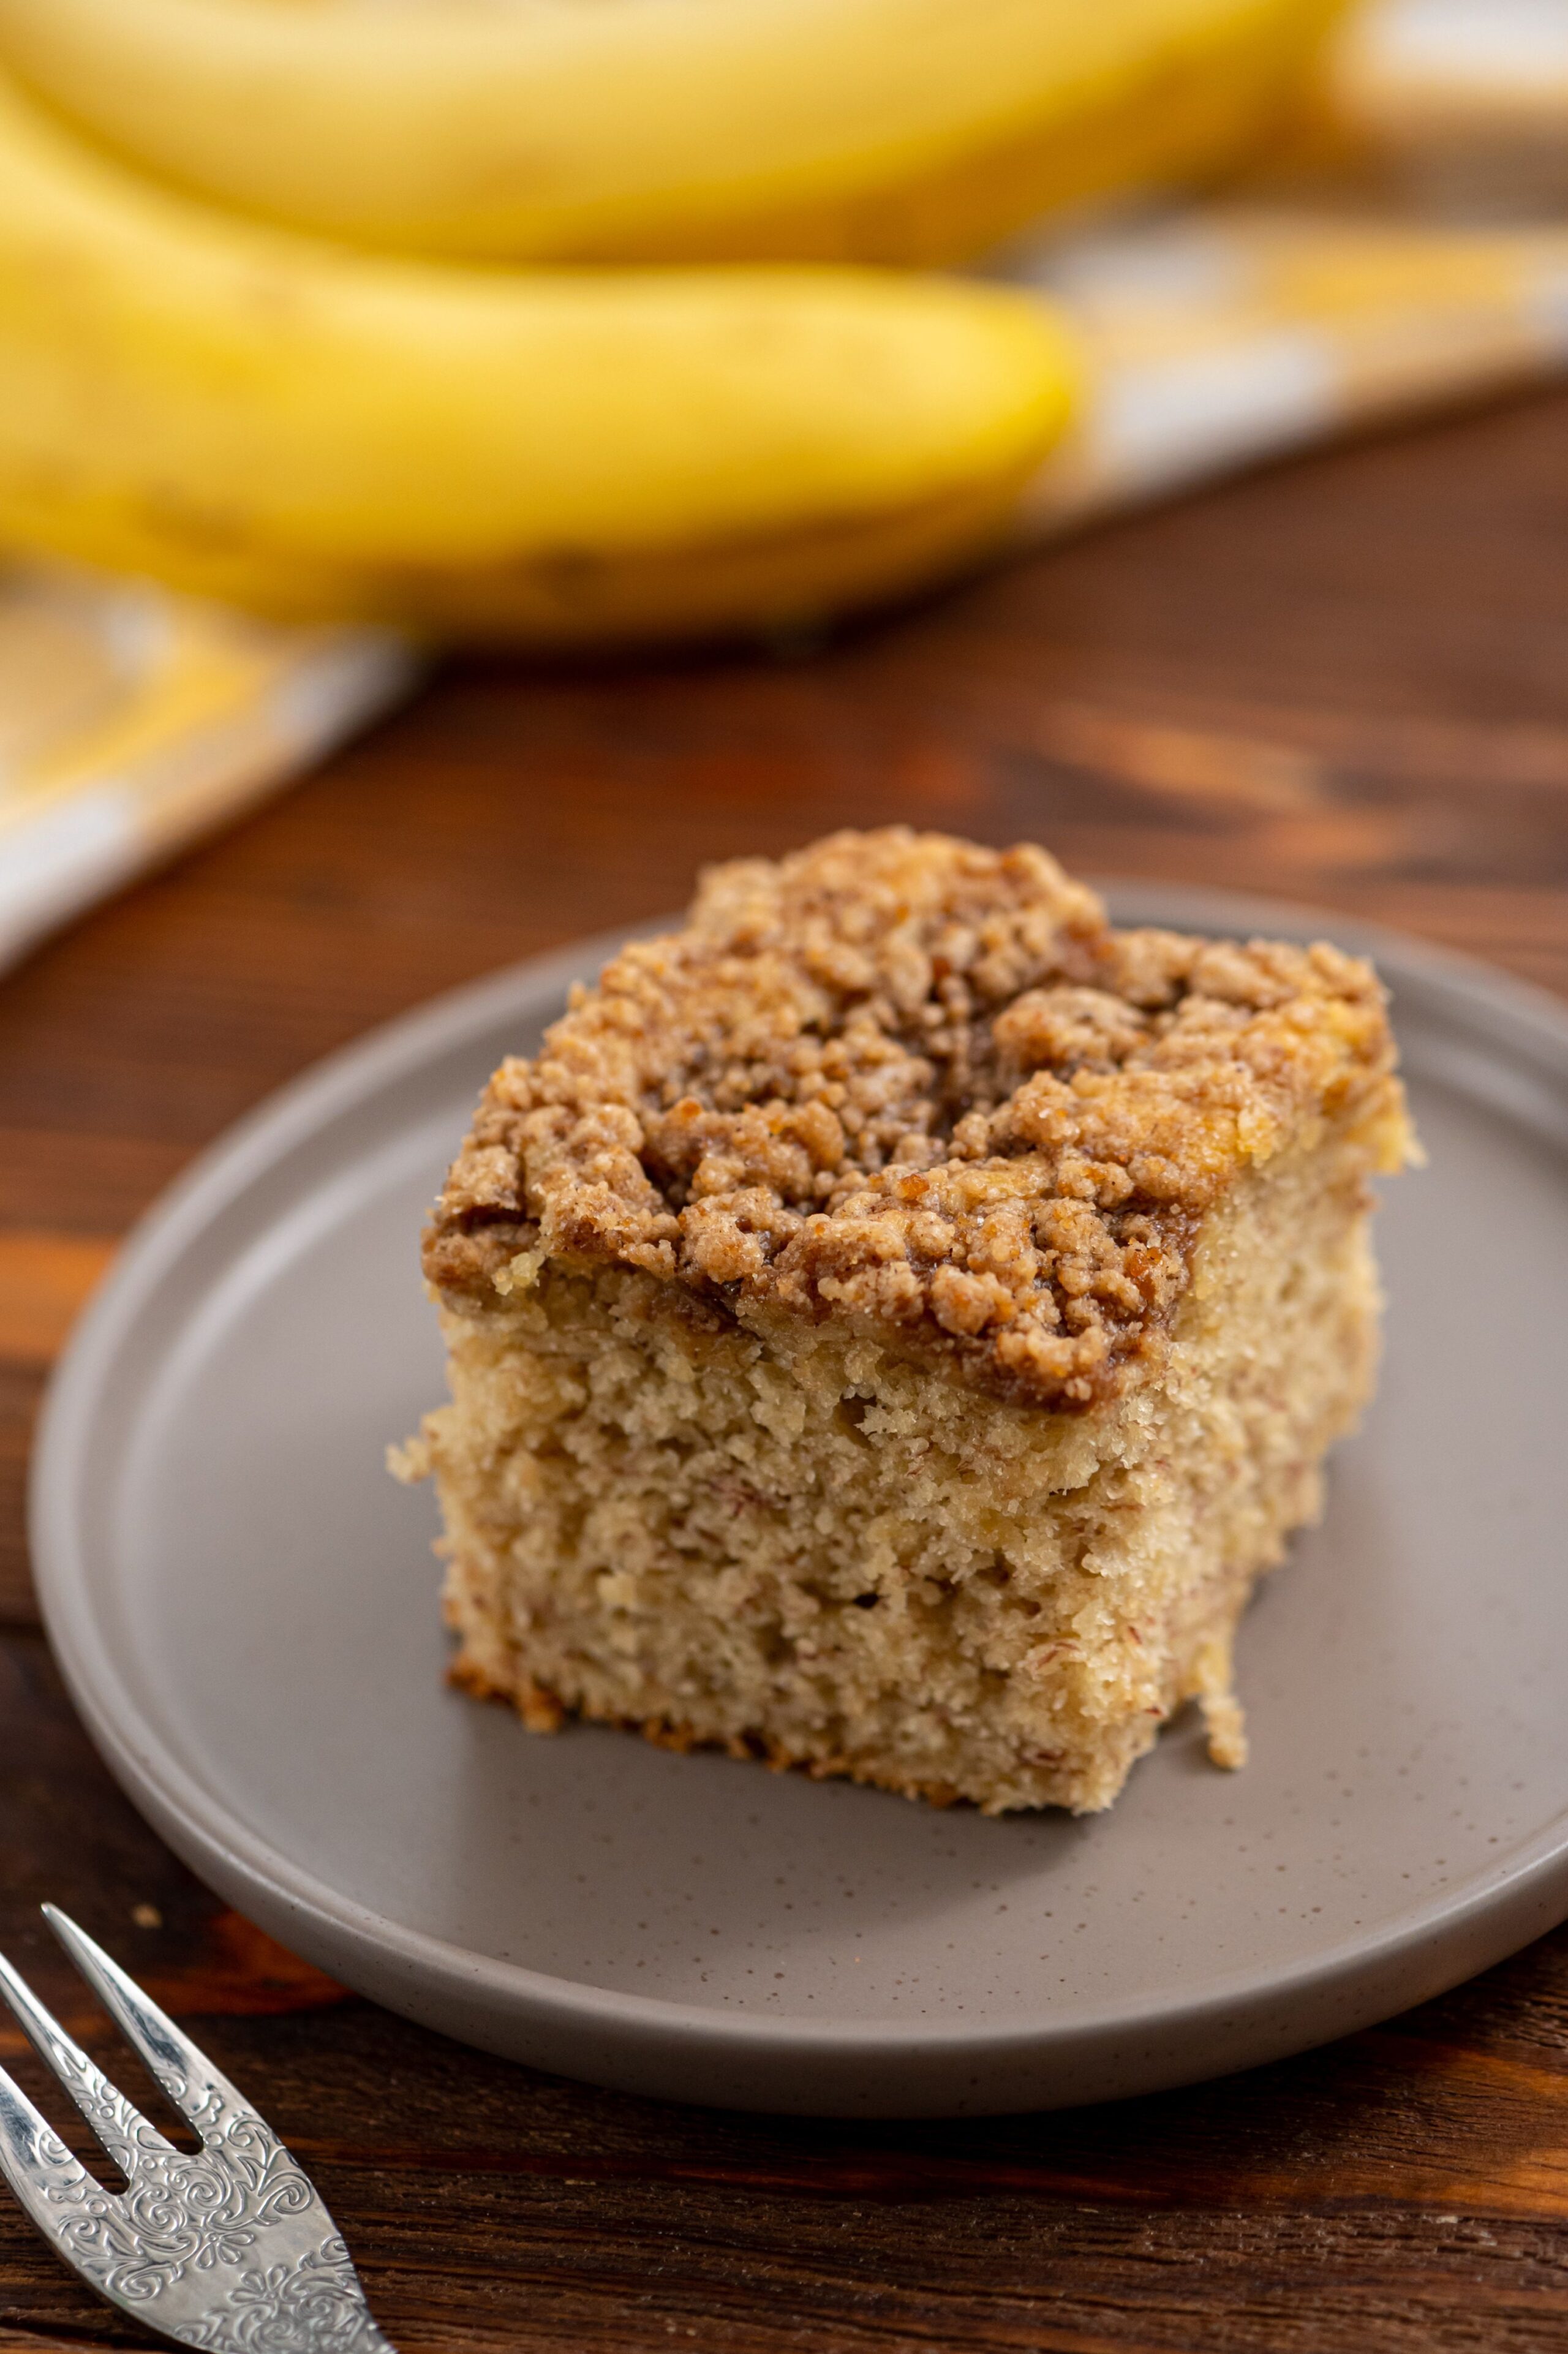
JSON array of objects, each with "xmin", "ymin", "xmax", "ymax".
[{"xmin": 3, "ymin": 388, "xmax": 1567, "ymax": 2354}]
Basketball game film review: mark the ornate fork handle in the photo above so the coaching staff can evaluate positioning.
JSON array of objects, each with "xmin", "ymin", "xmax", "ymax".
[{"xmin": 0, "ymin": 1908, "xmax": 395, "ymax": 2353}]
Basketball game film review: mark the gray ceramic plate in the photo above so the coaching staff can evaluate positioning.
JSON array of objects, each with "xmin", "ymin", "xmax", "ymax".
[{"xmin": 31, "ymin": 886, "xmax": 1568, "ymax": 2117}]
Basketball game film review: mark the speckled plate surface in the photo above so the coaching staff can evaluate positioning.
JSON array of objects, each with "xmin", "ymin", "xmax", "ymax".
[{"xmin": 31, "ymin": 886, "xmax": 1568, "ymax": 2116}]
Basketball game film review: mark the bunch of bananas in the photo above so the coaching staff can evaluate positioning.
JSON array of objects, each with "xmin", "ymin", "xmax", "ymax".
[{"xmin": 0, "ymin": 0, "xmax": 1340, "ymax": 645}]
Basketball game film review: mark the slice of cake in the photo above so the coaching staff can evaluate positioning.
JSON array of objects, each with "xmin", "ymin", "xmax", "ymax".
[{"xmin": 399, "ymin": 829, "xmax": 1412, "ymax": 1814}]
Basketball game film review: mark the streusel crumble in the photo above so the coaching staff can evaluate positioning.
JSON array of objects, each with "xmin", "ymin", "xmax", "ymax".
[{"xmin": 399, "ymin": 828, "xmax": 1411, "ymax": 1812}]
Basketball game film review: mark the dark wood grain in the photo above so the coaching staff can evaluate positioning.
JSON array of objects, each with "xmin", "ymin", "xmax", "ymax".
[{"xmin": 4, "ymin": 390, "xmax": 1568, "ymax": 2353}]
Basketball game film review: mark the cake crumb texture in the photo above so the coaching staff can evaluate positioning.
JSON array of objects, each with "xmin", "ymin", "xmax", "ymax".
[{"xmin": 410, "ymin": 829, "xmax": 1412, "ymax": 1814}]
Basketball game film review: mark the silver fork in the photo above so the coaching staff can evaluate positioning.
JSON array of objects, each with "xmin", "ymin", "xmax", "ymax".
[{"xmin": 0, "ymin": 1906, "xmax": 394, "ymax": 2352}]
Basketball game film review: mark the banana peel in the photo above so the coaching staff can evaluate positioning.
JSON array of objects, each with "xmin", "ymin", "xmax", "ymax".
[
  {"xmin": 0, "ymin": 0, "xmax": 1346, "ymax": 266},
  {"xmin": 0, "ymin": 69, "xmax": 1081, "ymax": 644}
]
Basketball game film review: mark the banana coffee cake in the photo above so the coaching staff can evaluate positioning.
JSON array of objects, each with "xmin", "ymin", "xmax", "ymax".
[{"xmin": 399, "ymin": 829, "xmax": 1411, "ymax": 1813}]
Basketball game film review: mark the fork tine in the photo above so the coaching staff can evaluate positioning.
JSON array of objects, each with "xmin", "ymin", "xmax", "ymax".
[
  {"xmin": 0, "ymin": 2059, "xmax": 104, "ymax": 2255},
  {"xmin": 43, "ymin": 1907, "xmax": 251, "ymax": 2145},
  {"xmin": 0, "ymin": 1947, "xmax": 172, "ymax": 2180},
  {"xmin": 5, "ymin": 1922, "xmax": 396, "ymax": 2354}
]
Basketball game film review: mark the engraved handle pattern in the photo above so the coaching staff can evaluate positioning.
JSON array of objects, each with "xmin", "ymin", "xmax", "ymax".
[
  {"xmin": 34, "ymin": 2098, "xmax": 388, "ymax": 2352},
  {"xmin": 0, "ymin": 1912, "xmax": 394, "ymax": 2352}
]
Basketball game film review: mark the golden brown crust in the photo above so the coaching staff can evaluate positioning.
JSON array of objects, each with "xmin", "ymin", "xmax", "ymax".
[
  {"xmin": 425, "ymin": 828, "xmax": 1407, "ymax": 1408},
  {"xmin": 447, "ymin": 1650, "xmax": 567, "ymax": 1732},
  {"xmin": 450, "ymin": 1641, "xmax": 971, "ymax": 1808}
]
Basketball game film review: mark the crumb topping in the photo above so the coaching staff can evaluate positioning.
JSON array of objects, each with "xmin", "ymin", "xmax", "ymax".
[{"xmin": 426, "ymin": 829, "xmax": 1406, "ymax": 1406}]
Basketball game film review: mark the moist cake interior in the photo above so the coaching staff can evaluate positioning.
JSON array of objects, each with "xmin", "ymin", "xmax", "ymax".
[{"xmin": 399, "ymin": 829, "xmax": 1411, "ymax": 1813}]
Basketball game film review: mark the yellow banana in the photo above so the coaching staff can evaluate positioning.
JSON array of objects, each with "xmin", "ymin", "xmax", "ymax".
[
  {"xmin": 0, "ymin": 0, "xmax": 1344, "ymax": 266},
  {"xmin": 0, "ymin": 67, "xmax": 1079, "ymax": 645}
]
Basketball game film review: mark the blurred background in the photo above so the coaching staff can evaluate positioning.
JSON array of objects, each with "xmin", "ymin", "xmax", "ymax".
[{"xmin": 1, "ymin": 0, "xmax": 1567, "ymax": 971}]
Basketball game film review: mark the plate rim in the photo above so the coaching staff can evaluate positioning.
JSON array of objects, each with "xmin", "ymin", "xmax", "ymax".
[{"xmin": 29, "ymin": 885, "xmax": 1568, "ymax": 2105}]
